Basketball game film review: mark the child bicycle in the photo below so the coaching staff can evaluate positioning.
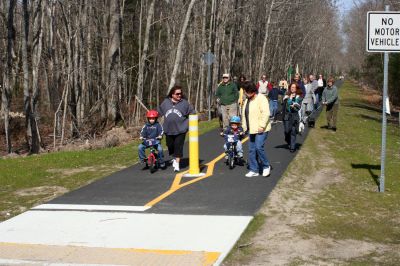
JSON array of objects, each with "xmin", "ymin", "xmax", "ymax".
[
  {"xmin": 225, "ymin": 134, "xmax": 244, "ymax": 169},
  {"xmin": 143, "ymin": 138, "xmax": 161, "ymax": 173},
  {"xmin": 138, "ymin": 109, "xmax": 165, "ymax": 173},
  {"xmin": 221, "ymin": 116, "xmax": 245, "ymax": 169}
]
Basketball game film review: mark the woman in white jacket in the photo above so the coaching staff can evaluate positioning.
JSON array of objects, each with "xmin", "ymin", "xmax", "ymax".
[{"xmin": 241, "ymin": 81, "xmax": 272, "ymax": 178}]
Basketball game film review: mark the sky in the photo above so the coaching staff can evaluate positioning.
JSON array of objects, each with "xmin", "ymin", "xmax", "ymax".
[{"xmin": 337, "ymin": 0, "xmax": 356, "ymax": 14}]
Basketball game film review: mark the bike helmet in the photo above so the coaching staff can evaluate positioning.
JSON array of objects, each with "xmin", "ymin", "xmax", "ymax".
[
  {"xmin": 146, "ymin": 110, "xmax": 159, "ymax": 118},
  {"xmin": 230, "ymin": 116, "xmax": 241, "ymax": 124}
]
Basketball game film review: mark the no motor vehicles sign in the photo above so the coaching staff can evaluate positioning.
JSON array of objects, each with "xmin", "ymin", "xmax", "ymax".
[{"xmin": 367, "ymin": 11, "xmax": 400, "ymax": 52}]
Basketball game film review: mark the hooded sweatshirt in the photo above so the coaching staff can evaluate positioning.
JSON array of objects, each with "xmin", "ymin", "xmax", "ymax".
[{"xmin": 158, "ymin": 98, "xmax": 195, "ymax": 135}]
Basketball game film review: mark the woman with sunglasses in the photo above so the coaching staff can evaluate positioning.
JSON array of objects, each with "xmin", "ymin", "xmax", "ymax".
[{"xmin": 158, "ymin": 85, "xmax": 195, "ymax": 172}]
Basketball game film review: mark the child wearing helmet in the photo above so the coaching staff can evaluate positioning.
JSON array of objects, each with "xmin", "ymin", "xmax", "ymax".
[
  {"xmin": 222, "ymin": 116, "xmax": 245, "ymax": 160},
  {"xmin": 138, "ymin": 110, "xmax": 165, "ymax": 168}
]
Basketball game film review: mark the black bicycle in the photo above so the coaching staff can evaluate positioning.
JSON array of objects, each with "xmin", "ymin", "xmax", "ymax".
[{"xmin": 225, "ymin": 134, "xmax": 239, "ymax": 169}]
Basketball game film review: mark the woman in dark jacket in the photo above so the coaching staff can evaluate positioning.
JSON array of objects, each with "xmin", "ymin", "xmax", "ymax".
[
  {"xmin": 282, "ymin": 82, "xmax": 303, "ymax": 152},
  {"xmin": 157, "ymin": 85, "xmax": 195, "ymax": 172}
]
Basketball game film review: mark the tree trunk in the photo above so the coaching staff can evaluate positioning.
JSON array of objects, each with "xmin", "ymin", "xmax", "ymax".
[
  {"xmin": 107, "ymin": 0, "xmax": 122, "ymax": 123},
  {"xmin": 137, "ymin": 0, "xmax": 154, "ymax": 101},
  {"xmin": 167, "ymin": 0, "xmax": 197, "ymax": 92},
  {"xmin": 258, "ymin": 0, "xmax": 275, "ymax": 78},
  {"xmin": 30, "ymin": 0, "xmax": 45, "ymax": 153},
  {"xmin": 22, "ymin": 0, "xmax": 31, "ymax": 152},
  {"xmin": 1, "ymin": 0, "xmax": 16, "ymax": 154},
  {"xmin": 199, "ymin": 0, "xmax": 207, "ymax": 112}
]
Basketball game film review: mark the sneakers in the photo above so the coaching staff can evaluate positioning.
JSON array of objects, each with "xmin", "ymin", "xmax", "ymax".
[
  {"xmin": 172, "ymin": 159, "xmax": 180, "ymax": 172},
  {"xmin": 245, "ymin": 171, "xmax": 259, "ymax": 177},
  {"xmin": 159, "ymin": 162, "xmax": 166, "ymax": 169},
  {"xmin": 262, "ymin": 166, "xmax": 271, "ymax": 177}
]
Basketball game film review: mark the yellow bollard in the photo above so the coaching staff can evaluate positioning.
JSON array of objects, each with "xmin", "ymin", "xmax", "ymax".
[{"xmin": 184, "ymin": 114, "xmax": 205, "ymax": 177}]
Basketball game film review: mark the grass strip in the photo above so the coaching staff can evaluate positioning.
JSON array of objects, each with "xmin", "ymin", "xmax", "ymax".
[{"xmin": 224, "ymin": 80, "xmax": 400, "ymax": 265}]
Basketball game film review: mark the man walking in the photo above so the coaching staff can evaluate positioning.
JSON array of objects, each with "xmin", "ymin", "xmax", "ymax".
[
  {"xmin": 256, "ymin": 74, "xmax": 272, "ymax": 96},
  {"xmin": 216, "ymin": 73, "xmax": 239, "ymax": 129}
]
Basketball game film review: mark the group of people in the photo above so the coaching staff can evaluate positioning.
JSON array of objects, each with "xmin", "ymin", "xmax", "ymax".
[
  {"xmin": 215, "ymin": 72, "xmax": 339, "ymax": 176},
  {"xmin": 137, "ymin": 71, "xmax": 339, "ymax": 177}
]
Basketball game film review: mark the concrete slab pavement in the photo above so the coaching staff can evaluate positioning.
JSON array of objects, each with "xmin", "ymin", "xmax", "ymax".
[{"xmin": 0, "ymin": 210, "xmax": 251, "ymax": 265}]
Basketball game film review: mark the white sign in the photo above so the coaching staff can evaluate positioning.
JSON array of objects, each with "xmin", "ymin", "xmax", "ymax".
[
  {"xmin": 202, "ymin": 52, "xmax": 215, "ymax": 65},
  {"xmin": 367, "ymin": 12, "xmax": 400, "ymax": 52}
]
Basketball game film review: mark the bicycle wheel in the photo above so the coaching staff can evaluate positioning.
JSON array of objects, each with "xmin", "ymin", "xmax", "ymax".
[
  {"xmin": 148, "ymin": 154, "xmax": 156, "ymax": 173},
  {"xmin": 228, "ymin": 153, "xmax": 234, "ymax": 169}
]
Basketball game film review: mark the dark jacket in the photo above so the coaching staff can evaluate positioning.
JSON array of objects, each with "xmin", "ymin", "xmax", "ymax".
[
  {"xmin": 140, "ymin": 122, "xmax": 163, "ymax": 144},
  {"xmin": 268, "ymin": 87, "xmax": 282, "ymax": 101},
  {"xmin": 297, "ymin": 80, "xmax": 306, "ymax": 96},
  {"xmin": 158, "ymin": 98, "xmax": 195, "ymax": 135},
  {"xmin": 223, "ymin": 126, "xmax": 244, "ymax": 143},
  {"xmin": 282, "ymin": 95, "xmax": 303, "ymax": 122},
  {"xmin": 216, "ymin": 82, "xmax": 239, "ymax": 105}
]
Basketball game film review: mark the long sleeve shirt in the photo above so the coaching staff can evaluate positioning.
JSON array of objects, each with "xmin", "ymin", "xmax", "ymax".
[
  {"xmin": 322, "ymin": 85, "xmax": 338, "ymax": 105},
  {"xmin": 216, "ymin": 82, "xmax": 239, "ymax": 105},
  {"xmin": 158, "ymin": 98, "xmax": 195, "ymax": 135}
]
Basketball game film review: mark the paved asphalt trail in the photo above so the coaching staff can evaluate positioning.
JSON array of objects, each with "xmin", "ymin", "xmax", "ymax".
[{"xmin": 0, "ymin": 81, "xmax": 342, "ymax": 265}]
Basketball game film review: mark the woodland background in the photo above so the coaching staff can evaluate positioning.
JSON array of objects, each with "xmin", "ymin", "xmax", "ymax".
[{"xmin": 0, "ymin": 0, "xmax": 398, "ymax": 155}]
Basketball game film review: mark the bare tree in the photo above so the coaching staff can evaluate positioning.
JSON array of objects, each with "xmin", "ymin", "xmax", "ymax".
[
  {"xmin": 0, "ymin": 0, "xmax": 344, "ymax": 154},
  {"xmin": 1, "ymin": 0, "xmax": 16, "ymax": 153},
  {"xmin": 168, "ymin": 0, "xmax": 197, "ymax": 92},
  {"xmin": 107, "ymin": 0, "xmax": 122, "ymax": 123}
]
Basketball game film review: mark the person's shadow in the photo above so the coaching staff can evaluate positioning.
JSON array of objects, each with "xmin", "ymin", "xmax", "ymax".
[{"xmin": 351, "ymin": 163, "xmax": 380, "ymax": 186}]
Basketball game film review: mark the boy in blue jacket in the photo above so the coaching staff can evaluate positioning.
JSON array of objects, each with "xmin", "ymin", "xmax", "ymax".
[
  {"xmin": 138, "ymin": 110, "xmax": 165, "ymax": 168},
  {"xmin": 221, "ymin": 116, "xmax": 245, "ymax": 161}
]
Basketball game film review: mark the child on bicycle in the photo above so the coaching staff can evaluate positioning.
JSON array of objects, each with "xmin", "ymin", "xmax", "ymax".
[
  {"xmin": 221, "ymin": 116, "xmax": 245, "ymax": 161},
  {"xmin": 138, "ymin": 110, "xmax": 165, "ymax": 168}
]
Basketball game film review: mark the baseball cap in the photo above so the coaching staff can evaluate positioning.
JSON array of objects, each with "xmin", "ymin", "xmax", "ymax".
[{"xmin": 222, "ymin": 73, "xmax": 230, "ymax": 78}]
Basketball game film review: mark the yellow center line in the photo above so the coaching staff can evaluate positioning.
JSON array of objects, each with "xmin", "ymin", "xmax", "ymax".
[{"xmin": 145, "ymin": 137, "xmax": 248, "ymax": 207}]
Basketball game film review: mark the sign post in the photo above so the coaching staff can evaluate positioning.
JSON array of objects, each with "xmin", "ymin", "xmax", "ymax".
[
  {"xmin": 366, "ymin": 6, "xmax": 400, "ymax": 192},
  {"xmin": 202, "ymin": 51, "xmax": 215, "ymax": 121}
]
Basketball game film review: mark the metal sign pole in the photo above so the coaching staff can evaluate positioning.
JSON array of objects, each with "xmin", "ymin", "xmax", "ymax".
[
  {"xmin": 379, "ymin": 5, "xmax": 390, "ymax": 192},
  {"xmin": 207, "ymin": 64, "xmax": 212, "ymax": 121},
  {"xmin": 202, "ymin": 51, "xmax": 215, "ymax": 121}
]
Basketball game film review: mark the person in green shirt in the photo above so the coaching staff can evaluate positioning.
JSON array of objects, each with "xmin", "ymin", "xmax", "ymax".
[
  {"xmin": 216, "ymin": 73, "xmax": 239, "ymax": 129},
  {"xmin": 322, "ymin": 77, "xmax": 339, "ymax": 131}
]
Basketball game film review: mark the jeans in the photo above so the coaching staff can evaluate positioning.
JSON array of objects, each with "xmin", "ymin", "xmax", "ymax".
[
  {"xmin": 224, "ymin": 140, "xmax": 243, "ymax": 157},
  {"xmin": 314, "ymin": 93, "xmax": 319, "ymax": 107},
  {"xmin": 283, "ymin": 113, "xmax": 299, "ymax": 151},
  {"xmin": 248, "ymin": 132, "xmax": 270, "ymax": 172},
  {"xmin": 138, "ymin": 143, "xmax": 164, "ymax": 163},
  {"xmin": 269, "ymin": 100, "xmax": 278, "ymax": 120}
]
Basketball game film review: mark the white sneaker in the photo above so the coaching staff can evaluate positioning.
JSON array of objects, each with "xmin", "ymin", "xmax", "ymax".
[
  {"xmin": 245, "ymin": 171, "xmax": 259, "ymax": 177},
  {"xmin": 262, "ymin": 166, "xmax": 271, "ymax": 177},
  {"xmin": 173, "ymin": 160, "xmax": 180, "ymax": 172}
]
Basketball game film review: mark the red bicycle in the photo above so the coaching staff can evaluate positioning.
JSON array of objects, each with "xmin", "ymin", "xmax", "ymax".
[{"xmin": 144, "ymin": 139, "xmax": 159, "ymax": 173}]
